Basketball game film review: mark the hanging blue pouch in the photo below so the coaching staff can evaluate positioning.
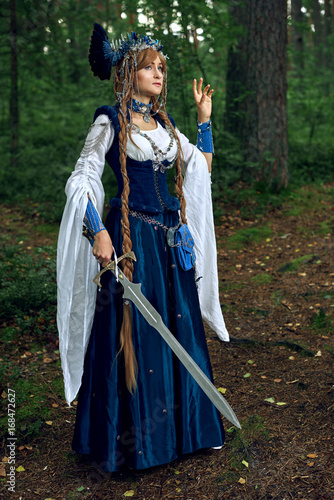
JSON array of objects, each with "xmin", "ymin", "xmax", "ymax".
[{"xmin": 174, "ymin": 224, "xmax": 196, "ymax": 271}]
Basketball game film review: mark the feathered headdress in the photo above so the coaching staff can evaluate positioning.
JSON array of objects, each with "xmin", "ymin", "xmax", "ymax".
[{"xmin": 89, "ymin": 23, "xmax": 166, "ymax": 81}]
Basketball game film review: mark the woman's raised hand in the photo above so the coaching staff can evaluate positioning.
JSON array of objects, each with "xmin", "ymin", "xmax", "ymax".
[{"xmin": 193, "ymin": 77, "xmax": 214, "ymax": 123}]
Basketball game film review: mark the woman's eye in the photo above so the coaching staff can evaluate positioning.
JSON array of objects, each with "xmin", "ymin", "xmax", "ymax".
[
  {"xmin": 145, "ymin": 65, "xmax": 152, "ymax": 70},
  {"xmin": 158, "ymin": 67, "xmax": 163, "ymax": 72}
]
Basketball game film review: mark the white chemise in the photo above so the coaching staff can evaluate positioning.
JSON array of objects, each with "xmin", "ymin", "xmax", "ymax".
[{"xmin": 57, "ymin": 114, "xmax": 229, "ymax": 405}]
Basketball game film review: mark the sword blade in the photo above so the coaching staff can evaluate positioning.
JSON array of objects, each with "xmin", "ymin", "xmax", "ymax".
[{"xmin": 117, "ymin": 270, "xmax": 241, "ymax": 429}]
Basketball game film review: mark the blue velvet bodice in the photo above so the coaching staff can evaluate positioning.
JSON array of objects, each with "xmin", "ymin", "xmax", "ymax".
[{"xmin": 94, "ymin": 105, "xmax": 180, "ymax": 214}]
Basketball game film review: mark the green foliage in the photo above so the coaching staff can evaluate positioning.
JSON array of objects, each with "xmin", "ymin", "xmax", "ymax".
[
  {"xmin": 226, "ymin": 415, "xmax": 270, "ymax": 469},
  {"xmin": 271, "ymin": 290, "xmax": 284, "ymax": 306},
  {"xmin": 228, "ymin": 226, "xmax": 272, "ymax": 250},
  {"xmin": 0, "ymin": 362, "xmax": 62, "ymax": 441},
  {"xmin": 0, "ymin": 239, "xmax": 57, "ymax": 328},
  {"xmin": 250, "ymin": 274, "xmax": 273, "ymax": 285},
  {"xmin": 277, "ymin": 254, "xmax": 315, "ymax": 273},
  {"xmin": 311, "ymin": 308, "xmax": 333, "ymax": 332},
  {"xmin": 0, "ymin": 0, "xmax": 334, "ymax": 217}
]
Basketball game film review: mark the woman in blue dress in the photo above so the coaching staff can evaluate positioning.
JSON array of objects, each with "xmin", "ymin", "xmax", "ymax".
[{"xmin": 57, "ymin": 24, "xmax": 229, "ymax": 472}]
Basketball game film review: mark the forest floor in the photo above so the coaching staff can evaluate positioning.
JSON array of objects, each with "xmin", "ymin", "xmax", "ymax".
[{"xmin": 0, "ymin": 184, "xmax": 334, "ymax": 499}]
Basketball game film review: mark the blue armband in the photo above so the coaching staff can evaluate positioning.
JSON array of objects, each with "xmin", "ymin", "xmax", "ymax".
[
  {"xmin": 83, "ymin": 199, "xmax": 106, "ymax": 243},
  {"xmin": 196, "ymin": 120, "xmax": 214, "ymax": 154}
]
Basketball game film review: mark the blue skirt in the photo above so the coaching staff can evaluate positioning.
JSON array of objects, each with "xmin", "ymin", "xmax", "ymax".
[{"xmin": 72, "ymin": 208, "xmax": 225, "ymax": 471}]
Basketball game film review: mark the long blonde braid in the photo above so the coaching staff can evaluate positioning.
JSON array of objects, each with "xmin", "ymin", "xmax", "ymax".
[
  {"xmin": 114, "ymin": 49, "xmax": 188, "ymax": 393},
  {"xmin": 115, "ymin": 56, "xmax": 137, "ymax": 394}
]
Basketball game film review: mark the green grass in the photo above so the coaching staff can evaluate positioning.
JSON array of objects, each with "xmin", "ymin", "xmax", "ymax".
[
  {"xmin": 277, "ymin": 254, "xmax": 315, "ymax": 273},
  {"xmin": 271, "ymin": 289, "xmax": 284, "ymax": 306},
  {"xmin": 226, "ymin": 415, "xmax": 270, "ymax": 469},
  {"xmin": 0, "ymin": 361, "xmax": 63, "ymax": 441},
  {"xmin": 220, "ymin": 282, "xmax": 246, "ymax": 292},
  {"xmin": 250, "ymin": 274, "xmax": 274, "ymax": 285},
  {"xmin": 283, "ymin": 185, "xmax": 334, "ymax": 218},
  {"xmin": 0, "ymin": 240, "xmax": 57, "ymax": 329},
  {"xmin": 317, "ymin": 219, "xmax": 334, "ymax": 236},
  {"xmin": 311, "ymin": 308, "xmax": 333, "ymax": 332},
  {"xmin": 227, "ymin": 226, "xmax": 272, "ymax": 250},
  {"xmin": 35, "ymin": 223, "xmax": 59, "ymax": 236}
]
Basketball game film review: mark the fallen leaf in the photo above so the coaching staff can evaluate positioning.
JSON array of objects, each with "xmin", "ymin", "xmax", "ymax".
[
  {"xmin": 174, "ymin": 470, "xmax": 180, "ymax": 475},
  {"xmin": 123, "ymin": 491, "xmax": 135, "ymax": 497},
  {"xmin": 45, "ymin": 421, "xmax": 53, "ymax": 426},
  {"xmin": 2, "ymin": 456, "xmax": 9, "ymax": 463},
  {"xmin": 276, "ymin": 402, "xmax": 287, "ymax": 406},
  {"xmin": 16, "ymin": 466, "xmax": 25, "ymax": 472},
  {"xmin": 243, "ymin": 373, "xmax": 251, "ymax": 378},
  {"xmin": 307, "ymin": 453, "xmax": 317, "ymax": 458},
  {"xmin": 176, "ymin": 488, "xmax": 181, "ymax": 493},
  {"xmin": 289, "ymin": 356, "xmax": 295, "ymax": 360},
  {"xmin": 217, "ymin": 387, "xmax": 227, "ymax": 394},
  {"xmin": 264, "ymin": 397, "xmax": 275, "ymax": 403},
  {"xmin": 315, "ymin": 350, "xmax": 322, "ymax": 357},
  {"xmin": 307, "ymin": 462, "xmax": 314, "ymax": 467},
  {"xmin": 43, "ymin": 357, "xmax": 52, "ymax": 364},
  {"xmin": 248, "ymin": 360, "xmax": 254, "ymax": 365},
  {"xmin": 77, "ymin": 486, "xmax": 85, "ymax": 492},
  {"xmin": 1, "ymin": 391, "xmax": 6, "ymax": 399},
  {"xmin": 274, "ymin": 379, "xmax": 282, "ymax": 383},
  {"xmin": 286, "ymin": 379, "xmax": 299, "ymax": 384},
  {"xmin": 238, "ymin": 477, "xmax": 246, "ymax": 484},
  {"xmin": 18, "ymin": 446, "xmax": 24, "ymax": 451},
  {"xmin": 52, "ymin": 403, "xmax": 59, "ymax": 408},
  {"xmin": 0, "ymin": 464, "xmax": 6, "ymax": 477},
  {"xmin": 242, "ymin": 460, "xmax": 249, "ymax": 468},
  {"xmin": 261, "ymin": 375, "xmax": 267, "ymax": 379}
]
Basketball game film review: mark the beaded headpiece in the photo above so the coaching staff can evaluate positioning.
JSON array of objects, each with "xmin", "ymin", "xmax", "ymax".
[{"xmin": 89, "ymin": 23, "xmax": 167, "ymax": 81}]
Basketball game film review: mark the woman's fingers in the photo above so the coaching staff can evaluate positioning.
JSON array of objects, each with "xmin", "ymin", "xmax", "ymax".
[
  {"xmin": 92, "ymin": 231, "xmax": 114, "ymax": 267},
  {"xmin": 194, "ymin": 78, "xmax": 213, "ymax": 100},
  {"xmin": 197, "ymin": 77, "xmax": 203, "ymax": 94},
  {"xmin": 193, "ymin": 78, "xmax": 198, "ymax": 96}
]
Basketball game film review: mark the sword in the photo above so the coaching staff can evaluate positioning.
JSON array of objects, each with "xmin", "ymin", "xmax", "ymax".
[{"xmin": 94, "ymin": 253, "xmax": 241, "ymax": 429}]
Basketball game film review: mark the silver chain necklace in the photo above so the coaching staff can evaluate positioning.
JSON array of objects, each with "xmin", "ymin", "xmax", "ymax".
[{"xmin": 128, "ymin": 123, "xmax": 178, "ymax": 172}]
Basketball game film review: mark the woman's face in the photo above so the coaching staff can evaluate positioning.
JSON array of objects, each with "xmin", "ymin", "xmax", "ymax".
[{"xmin": 135, "ymin": 55, "xmax": 164, "ymax": 102}]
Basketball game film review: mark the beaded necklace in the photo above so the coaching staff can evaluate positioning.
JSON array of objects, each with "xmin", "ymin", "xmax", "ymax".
[
  {"xmin": 130, "ymin": 99, "xmax": 153, "ymax": 123},
  {"xmin": 128, "ymin": 122, "xmax": 178, "ymax": 173}
]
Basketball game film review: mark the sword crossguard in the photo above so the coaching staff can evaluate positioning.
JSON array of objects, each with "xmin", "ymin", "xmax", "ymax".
[{"xmin": 93, "ymin": 251, "xmax": 136, "ymax": 287}]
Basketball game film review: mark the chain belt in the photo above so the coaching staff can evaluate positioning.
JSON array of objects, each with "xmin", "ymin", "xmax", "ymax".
[{"xmin": 129, "ymin": 210, "xmax": 181, "ymax": 247}]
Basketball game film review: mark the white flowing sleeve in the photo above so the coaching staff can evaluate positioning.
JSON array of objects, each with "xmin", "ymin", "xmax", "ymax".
[
  {"xmin": 176, "ymin": 129, "xmax": 229, "ymax": 342},
  {"xmin": 57, "ymin": 114, "xmax": 114, "ymax": 405}
]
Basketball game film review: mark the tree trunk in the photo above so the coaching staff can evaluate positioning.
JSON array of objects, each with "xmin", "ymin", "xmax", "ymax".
[
  {"xmin": 245, "ymin": 0, "xmax": 289, "ymax": 188},
  {"xmin": 291, "ymin": 0, "xmax": 304, "ymax": 75},
  {"xmin": 224, "ymin": 1, "xmax": 248, "ymax": 138},
  {"xmin": 313, "ymin": 0, "xmax": 323, "ymax": 49},
  {"xmin": 10, "ymin": 0, "xmax": 19, "ymax": 168}
]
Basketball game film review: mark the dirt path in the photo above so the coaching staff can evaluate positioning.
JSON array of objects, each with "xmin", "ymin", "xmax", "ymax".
[{"xmin": 1, "ymin": 186, "xmax": 333, "ymax": 499}]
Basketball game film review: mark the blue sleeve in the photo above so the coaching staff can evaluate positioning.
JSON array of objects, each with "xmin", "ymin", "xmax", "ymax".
[{"xmin": 83, "ymin": 199, "xmax": 106, "ymax": 242}]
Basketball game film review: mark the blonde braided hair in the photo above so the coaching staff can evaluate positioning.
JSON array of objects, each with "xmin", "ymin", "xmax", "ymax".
[{"xmin": 114, "ymin": 48, "xmax": 187, "ymax": 393}]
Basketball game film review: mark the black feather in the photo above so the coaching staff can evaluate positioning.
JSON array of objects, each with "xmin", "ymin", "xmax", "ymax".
[{"xmin": 88, "ymin": 23, "xmax": 112, "ymax": 81}]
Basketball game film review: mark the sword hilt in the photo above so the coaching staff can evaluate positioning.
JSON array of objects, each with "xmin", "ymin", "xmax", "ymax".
[{"xmin": 93, "ymin": 251, "xmax": 136, "ymax": 287}]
